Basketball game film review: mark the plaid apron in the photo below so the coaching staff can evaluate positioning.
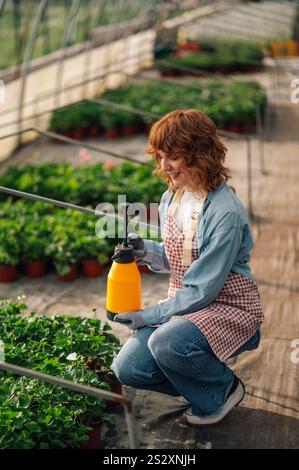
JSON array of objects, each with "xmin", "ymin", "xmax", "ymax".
[{"xmin": 159, "ymin": 189, "xmax": 264, "ymax": 362}]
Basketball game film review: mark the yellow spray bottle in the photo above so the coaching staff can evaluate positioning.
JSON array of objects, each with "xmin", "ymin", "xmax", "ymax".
[{"xmin": 106, "ymin": 204, "xmax": 142, "ymax": 321}]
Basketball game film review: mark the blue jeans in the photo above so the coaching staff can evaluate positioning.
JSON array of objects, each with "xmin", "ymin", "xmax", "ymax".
[{"xmin": 111, "ymin": 318, "xmax": 260, "ymax": 417}]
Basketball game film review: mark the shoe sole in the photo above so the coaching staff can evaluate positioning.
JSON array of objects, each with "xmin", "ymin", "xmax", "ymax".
[{"xmin": 180, "ymin": 381, "xmax": 245, "ymax": 427}]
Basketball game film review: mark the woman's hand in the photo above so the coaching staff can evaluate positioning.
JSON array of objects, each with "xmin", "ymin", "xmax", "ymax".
[
  {"xmin": 113, "ymin": 234, "xmax": 146, "ymax": 264},
  {"xmin": 114, "ymin": 310, "xmax": 147, "ymax": 330},
  {"xmin": 127, "ymin": 233, "xmax": 146, "ymax": 259}
]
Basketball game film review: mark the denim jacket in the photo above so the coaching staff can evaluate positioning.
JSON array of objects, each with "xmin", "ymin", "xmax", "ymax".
[{"xmin": 141, "ymin": 181, "xmax": 254, "ymax": 325}]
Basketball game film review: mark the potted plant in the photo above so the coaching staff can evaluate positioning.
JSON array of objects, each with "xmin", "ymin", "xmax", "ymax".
[
  {"xmin": 46, "ymin": 224, "xmax": 80, "ymax": 281},
  {"xmin": 49, "ymin": 108, "xmax": 74, "ymax": 138},
  {"xmin": 78, "ymin": 234, "xmax": 110, "ymax": 277},
  {"xmin": 65, "ymin": 211, "xmax": 109, "ymax": 278},
  {"xmin": 84, "ymin": 102, "xmax": 102, "ymax": 137},
  {"xmin": 0, "ymin": 220, "xmax": 20, "ymax": 282},
  {"xmin": 60, "ymin": 362, "xmax": 109, "ymax": 449},
  {"xmin": 100, "ymin": 108, "xmax": 121, "ymax": 139},
  {"xmin": 69, "ymin": 107, "xmax": 86, "ymax": 140},
  {"xmin": 20, "ymin": 219, "xmax": 49, "ymax": 278},
  {"xmin": 53, "ymin": 258, "xmax": 79, "ymax": 281},
  {"xmin": 121, "ymin": 111, "xmax": 141, "ymax": 136},
  {"xmin": 88, "ymin": 111, "xmax": 103, "ymax": 137}
]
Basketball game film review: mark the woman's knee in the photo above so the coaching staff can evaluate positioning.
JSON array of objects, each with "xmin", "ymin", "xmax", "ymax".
[
  {"xmin": 148, "ymin": 319, "xmax": 207, "ymax": 363},
  {"xmin": 111, "ymin": 353, "xmax": 134, "ymax": 386},
  {"xmin": 148, "ymin": 324, "xmax": 168, "ymax": 359},
  {"xmin": 111, "ymin": 341, "xmax": 146, "ymax": 386},
  {"xmin": 111, "ymin": 333, "xmax": 163, "ymax": 387}
]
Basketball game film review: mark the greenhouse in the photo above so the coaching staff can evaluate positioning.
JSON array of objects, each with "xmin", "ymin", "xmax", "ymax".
[{"xmin": 0, "ymin": 0, "xmax": 298, "ymax": 455}]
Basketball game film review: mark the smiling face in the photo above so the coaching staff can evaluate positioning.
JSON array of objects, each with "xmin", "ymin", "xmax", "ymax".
[
  {"xmin": 157, "ymin": 150, "xmax": 191, "ymax": 190},
  {"xmin": 147, "ymin": 110, "xmax": 230, "ymax": 194}
]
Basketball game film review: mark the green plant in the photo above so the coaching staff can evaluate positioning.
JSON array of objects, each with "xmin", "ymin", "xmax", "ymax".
[
  {"xmin": 0, "ymin": 371, "xmax": 107, "ymax": 449},
  {"xmin": 156, "ymin": 38, "xmax": 265, "ymax": 74},
  {"xmin": 78, "ymin": 234, "xmax": 110, "ymax": 265},
  {"xmin": 50, "ymin": 108, "xmax": 74, "ymax": 133},
  {"xmin": 0, "ymin": 300, "xmax": 121, "ymax": 449},
  {"xmin": 48, "ymin": 77, "xmax": 267, "ymax": 141},
  {"xmin": 46, "ymin": 223, "xmax": 81, "ymax": 275},
  {"xmin": 69, "ymin": 103, "xmax": 91, "ymax": 130},
  {"xmin": 19, "ymin": 218, "xmax": 49, "ymax": 262},
  {"xmin": 98, "ymin": 107, "xmax": 120, "ymax": 131},
  {"xmin": 0, "ymin": 219, "xmax": 20, "ymax": 266}
]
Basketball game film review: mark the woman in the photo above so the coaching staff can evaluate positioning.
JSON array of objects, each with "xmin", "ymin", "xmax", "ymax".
[{"xmin": 111, "ymin": 109, "xmax": 264, "ymax": 426}]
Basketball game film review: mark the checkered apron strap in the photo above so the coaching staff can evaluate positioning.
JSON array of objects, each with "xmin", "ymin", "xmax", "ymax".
[
  {"xmin": 167, "ymin": 187, "xmax": 185, "ymax": 218},
  {"xmin": 167, "ymin": 188, "xmax": 205, "ymax": 267},
  {"xmin": 182, "ymin": 206, "xmax": 202, "ymax": 267}
]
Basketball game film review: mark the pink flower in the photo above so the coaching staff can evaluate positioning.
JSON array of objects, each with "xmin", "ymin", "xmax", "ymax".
[
  {"xmin": 79, "ymin": 148, "xmax": 92, "ymax": 162},
  {"xmin": 104, "ymin": 160, "xmax": 116, "ymax": 169}
]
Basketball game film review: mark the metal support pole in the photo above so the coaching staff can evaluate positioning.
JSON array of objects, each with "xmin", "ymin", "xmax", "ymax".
[
  {"xmin": 81, "ymin": 0, "xmax": 107, "ymax": 98},
  {"xmin": 0, "ymin": 0, "xmax": 6, "ymax": 18},
  {"xmin": 12, "ymin": 0, "xmax": 21, "ymax": 59},
  {"xmin": 89, "ymin": 97, "xmax": 160, "ymax": 121},
  {"xmin": 0, "ymin": 126, "xmax": 151, "ymax": 167},
  {"xmin": 0, "ymin": 361, "xmax": 139, "ymax": 449},
  {"xmin": 0, "ymin": 185, "xmax": 159, "ymax": 233},
  {"xmin": 246, "ymin": 135, "xmax": 253, "ymax": 221},
  {"xmin": 256, "ymin": 103, "xmax": 266, "ymax": 175},
  {"xmin": 17, "ymin": 0, "xmax": 49, "ymax": 146},
  {"xmin": 0, "ymin": 38, "xmax": 241, "ymax": 121},
  {"xmin": 155, "ymin": 58, "xmax": 235, "ymax": 81},
  {"xmin": 100, "ymin": 0, "xmax": 124, "ymax": 92},
  {"xmin": 55, "ymin": 0, "xmax": 81, "ymax": 108}
]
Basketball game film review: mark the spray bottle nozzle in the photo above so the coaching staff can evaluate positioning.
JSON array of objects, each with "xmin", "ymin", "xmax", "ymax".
[
  {"xmin": 119, "ymin": 202, "xmax": 131, "ymax": 247},
  {"xmin": 111, "ymin": 243, "xmax": 134, "ymax": 263},
  {"xmin": 111, "ymin": 250, "xmax": 122, "ymax": 261},
  {"xmin": 111, "ymin": 202, "xmax": 135, "ymax": 262}
]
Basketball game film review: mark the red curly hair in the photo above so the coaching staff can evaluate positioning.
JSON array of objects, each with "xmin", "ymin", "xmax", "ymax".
[{"xmin": 147, "ymin": 109, "xmax": 231, "ymax": 193}]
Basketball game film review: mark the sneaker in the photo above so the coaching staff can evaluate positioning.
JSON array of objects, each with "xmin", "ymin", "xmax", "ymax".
[{"xmin": 180, "ymin": 375, "xmax": 245, "ymax": 427}]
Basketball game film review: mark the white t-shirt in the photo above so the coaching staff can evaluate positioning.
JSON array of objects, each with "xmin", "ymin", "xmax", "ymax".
[
  {"xmin": 148, "ymin": 190, "xmax": 205, "ymax": 329},
  {"xmin": 173, "ymin": 190, "xmax": 205, "ymax": 232}
]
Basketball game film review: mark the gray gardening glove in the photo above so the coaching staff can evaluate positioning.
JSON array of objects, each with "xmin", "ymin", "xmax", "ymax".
[
  {"xmin": 127, "ymin": 233, "xmax": 146, "ymax": 262},
  {"xmin": 114, "ymin": 310, "xmax": 147, "ymax": 330}
]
